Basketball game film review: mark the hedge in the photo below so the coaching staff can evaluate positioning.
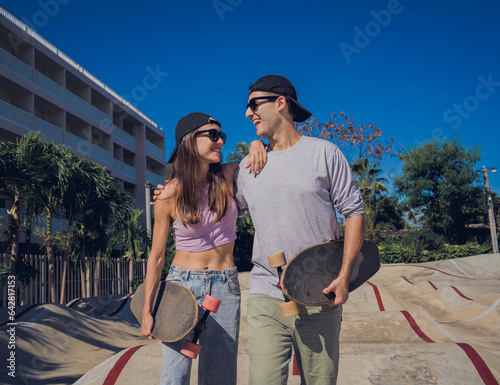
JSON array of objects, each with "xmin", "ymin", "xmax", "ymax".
[{"xmin": 379, "ymin": 242, "xmax": 493, "ymax": 264}]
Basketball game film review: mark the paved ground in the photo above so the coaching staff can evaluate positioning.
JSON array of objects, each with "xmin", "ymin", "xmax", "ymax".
[{"xmin": 1, "ymin": 253, "xmax": 499, "ymax": 384}]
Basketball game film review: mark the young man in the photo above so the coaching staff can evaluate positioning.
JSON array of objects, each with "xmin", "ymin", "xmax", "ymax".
[{"xmin": 235, "ymin": 75, "xmax": 365, "ymax": 384}]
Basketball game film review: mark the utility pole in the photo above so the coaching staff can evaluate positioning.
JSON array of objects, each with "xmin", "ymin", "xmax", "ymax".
[
  {"xmin": 145, "ymin": 181, "xmax": 153, "ymax": 239},
  {"xmin": 477, "ymin": 166, "xmax": 499, "ymax": 254}
]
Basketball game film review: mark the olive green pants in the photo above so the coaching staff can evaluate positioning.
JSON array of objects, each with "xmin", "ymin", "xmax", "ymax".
[{"xmin": 247, "ymin": 294, "xmax": 342, "ymax": 385}]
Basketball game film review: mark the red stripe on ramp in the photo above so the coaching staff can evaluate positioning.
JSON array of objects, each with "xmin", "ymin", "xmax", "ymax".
[
  {"xmin": 428, "ymin": 281, "xmax": 438, "ymax": 290},
  {"xmin": 401, "ymin": 312, "xmax": 498, "ymax": 383},
  {"xmin": 451, "ymin": 286, "xmax": 473, "ymax": 301},
  {"xmin": 103, "ymin": 345, "xmax": 145, "ymax": 385},
  {"xmin": 400, "ymin": 310, "xmax": 435, "ymax": 343},
  {"xmin": 383, "ymin": 265, "xmax": 476, "ymax": 280},
  {"xmin": 402, "ymin": 276, "xmax": 414, "ymax": 285},
  {"xmin": 457, "ymin": 343, "xmax": 499, "ymax": 385},
  {"xmin": 367, "ymin": 281, "xmax": 385, "ymax": 311}
]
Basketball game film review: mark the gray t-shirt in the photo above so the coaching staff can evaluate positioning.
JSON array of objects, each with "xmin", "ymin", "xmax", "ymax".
[{"xmin": 235, "ymin": 135, "xmax": 364, "ymax": 300}]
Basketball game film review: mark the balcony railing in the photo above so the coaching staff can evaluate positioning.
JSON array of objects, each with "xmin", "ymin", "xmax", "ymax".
[
  {"xmin": 34, "ymin": 117, "xmax": 64, "ymax": 143},
  {"xmin": 34, "ymin": 71, "xmax": 64, "ymax": 100},
  {"xmin": 122, "ymin": 130, "xmax": 136, "ymax": 148},
  {"xmin": 113, "ymin": 159, "xmax": 123, "ymax": 173},
  {"xmin": 0, "ymin": 48, "xmax": 32, "ymax": 81},
  {"xmin": 146, "ymin": 170, "xmax": 166, "ymax": 187},
  {"xmin": 65, "ymin": 131, "xmax": 90, "ymax": 156},
  {"xmin": 66, "ymin": 90, "xmax": 90, "ymax": 116},
  {"xmin": 0, "ymin": 99, "xmax": 115, "ymax": 167},
  {"xmin": 113, "ymin": 125, "xmax": 122, "ymax": 140},
  {"xmin": 0, "ymin": 208, "xmax": 69, "ymax": 232},
  {"xmin": 52, "ymin": 217, "xmax": 70, "ymax": 233},
  {"xmin": 123, "ymin": 163, "xmax": 137, "ymax": 179},
  {"xmin": 0, "ymin": 99, "xmax": 32, "ymax": 130},
  {"xmin": 91, "ymin": 105, "xmax": 110, "ymax": 124},
  {"xmin": 146, "ymin": 140, "xmax": 165, "ymax": 159},
  {"xmin": 91, "ymin": 144, "xmax": 111, "ymax": 164}
]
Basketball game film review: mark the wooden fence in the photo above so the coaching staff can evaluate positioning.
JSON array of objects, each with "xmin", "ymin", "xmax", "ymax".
[{"xmin": 0, "ymin": 253, "xmax": 147, "ymax": 307}]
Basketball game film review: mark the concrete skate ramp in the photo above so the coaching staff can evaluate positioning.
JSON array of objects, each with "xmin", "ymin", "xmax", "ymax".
[
  {"xmin": 0, "ymin": 294, "xmax": 156, "ymax": 384},
  {"xmin": 340, "ymin": 254, "xmax": 500, "ymax": 385},
  {"xmin": 1, "ymin": 254, "xmax": 499, "ymax": 384}
]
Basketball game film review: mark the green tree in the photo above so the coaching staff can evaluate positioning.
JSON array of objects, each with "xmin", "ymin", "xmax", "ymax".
[
  {"xmin": 106, "ymin": 208, "xmax": 150, "ymax": 293},
  {"xmin": 234, "ymin": 214, "xmax": 255, "ymax": 271},
  {"xmin": 25, "ymin": 139, "xmax": 76, "ymax": 302},
  {"xmin": 228, "ymin": 141, "xmax": 250, "ymax": 162},
  {"xmin": 0, "ymin": 133, "xmax": 59, "ymax": 279},
  {"xmin": 351, "ymin": 158, "xmax": 388, "ymax": 202},
  {"xmin": 66, "ymin": 164, "xmax": 133, "ymax": 298},
  {"xmin": 227, "ymin": 142, "xmax": 256, "ymax": 271},
  {"xmin": 394, "ymin": 137, "xmax": 483, "ymax": 244},
  {"xmin": 370, "ymin": 195, "xmax": 405, "ymax": 231},
  {"xmin": 350, "ymin": 157, "xmax": 392, "ymax": 240}
]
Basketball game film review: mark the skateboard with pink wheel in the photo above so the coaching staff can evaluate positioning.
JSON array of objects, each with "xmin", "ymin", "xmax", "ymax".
[
  {"xmin": 130, "ymin": 281, "xmax": 221, "ymax": 358},
  {"xmin": 269, "ymin": 239, "xmax": 380, "ymax": 317}
]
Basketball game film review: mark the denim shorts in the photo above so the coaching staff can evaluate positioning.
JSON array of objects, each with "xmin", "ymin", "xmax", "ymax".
[{"xmin": 160, "ymin": 265, "xmax": 241, "ymax": 385}]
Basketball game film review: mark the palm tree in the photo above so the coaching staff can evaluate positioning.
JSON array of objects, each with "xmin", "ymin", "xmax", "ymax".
[
  {"xmin": 85, "ymin": 177, "xmax": 134, "ymax": 297},
  {"xmin": 62, "ymin": 158, "xmax": 133, "ymax": 298},
  {"xmin": 228, "ymin": 142, "xmax": 250, "ymax": 162},
  {"xmin": 2, "ymin": 132, "xmax": 140, "ymax": 301},
  {"xmin": 0, "ymin": 133, "xmax": 52, "ymax": 277},
  {"xmin": 106, "ymin": 207, "xmax": 150, "ymax": 293},
  {"xmin": 351, "ymin": 157, "xmax": 389, "ymax": 240},
  {"xmin": 351, "ymin": 157, "xmax": 388, "ymax": 201},
  {"xmin": 23, "ymin": 138, "xmax": 82, "ymax": 302}
]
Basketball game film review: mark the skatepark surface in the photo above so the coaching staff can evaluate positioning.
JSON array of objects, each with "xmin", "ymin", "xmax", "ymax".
[{"xmin": 1, "ymin": 253, "xmax": 499, "ymax": 384}]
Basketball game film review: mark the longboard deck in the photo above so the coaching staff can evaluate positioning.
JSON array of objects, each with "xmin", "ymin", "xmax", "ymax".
[
  {"xmin": 130, "ymin": 281, "xmax": 199, "ymax": 342},
  {"xmin": 280, "ymin": 240, "xmax": 380, "ymax": 306}
]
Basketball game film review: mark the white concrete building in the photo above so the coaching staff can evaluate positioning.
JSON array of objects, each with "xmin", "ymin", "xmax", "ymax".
[{"xmin": 0, "ymin": 6, "xmax": 166, "ymax": 239}]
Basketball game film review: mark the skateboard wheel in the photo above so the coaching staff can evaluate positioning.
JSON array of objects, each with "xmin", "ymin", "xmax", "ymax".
[
  {"xmin": 268, "ymin": 252, "xmax": 286, "ymax": 268},
  {"xmin": 181, "ymin": 340, "xmax": 201, "ymax": 359},
  {"xmin": 280, "ymin": 301, "xmax": 299, "ymax": 317},
  {"xmin": 202, "ymin": 295, "xmax": 221, "ymax": 313}
]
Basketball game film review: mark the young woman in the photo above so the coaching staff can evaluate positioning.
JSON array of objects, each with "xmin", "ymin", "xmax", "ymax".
[{"xmin": 141, "ymin": 112, "xmax": 266, "ymax": 385}]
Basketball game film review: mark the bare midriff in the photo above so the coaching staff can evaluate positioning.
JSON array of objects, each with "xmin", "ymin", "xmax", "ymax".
[{"xmin": 171, "ymin": 241, "xmax": 236, "ymax": 271}]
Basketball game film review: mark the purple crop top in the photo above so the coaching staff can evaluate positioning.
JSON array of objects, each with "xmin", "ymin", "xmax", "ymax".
[{"xmin": 171, "ymin": 187, "xmax": 237, "ymax": 252}]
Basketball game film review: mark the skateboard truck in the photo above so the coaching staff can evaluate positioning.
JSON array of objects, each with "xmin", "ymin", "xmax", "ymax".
[
  {"xmin": 268, "ymin": 252, "xmax": 299, "ymax": 317},
  {"xmin": 180, "ymin": 294, "xmax": 221, "ymax": 359}
]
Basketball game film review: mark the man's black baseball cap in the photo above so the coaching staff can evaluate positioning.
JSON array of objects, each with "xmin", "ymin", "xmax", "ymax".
[
  {"xmin": 249, "ymin": 75, "xmax": 312, "ymax": 122},
  {"xmin": 167, "ymin": 112, "xmax": 219, "ymax": 163}
]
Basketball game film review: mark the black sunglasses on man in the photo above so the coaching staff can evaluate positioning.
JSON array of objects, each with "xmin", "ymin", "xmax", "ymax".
[{"xmin": 246, "ymin": 96, "xmax": 280, "ymax": 112}]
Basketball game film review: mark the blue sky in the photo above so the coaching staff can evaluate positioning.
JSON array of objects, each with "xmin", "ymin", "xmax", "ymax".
[{"xmin": 3, "ymin": 0, "xmax": 500, "ymax": 193}]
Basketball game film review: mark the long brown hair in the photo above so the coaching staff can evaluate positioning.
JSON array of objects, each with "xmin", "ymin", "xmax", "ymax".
[{"xmin": 168, "ymin": 130, "xmax": 232, "ymax": 225}]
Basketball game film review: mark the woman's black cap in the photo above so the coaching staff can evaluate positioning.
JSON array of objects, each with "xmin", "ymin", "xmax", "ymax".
[{"xmin": 167, "ymin": 112, "xmax": 219, "ymax": 163}]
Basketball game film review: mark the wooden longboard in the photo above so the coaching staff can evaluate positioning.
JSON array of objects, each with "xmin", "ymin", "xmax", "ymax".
[
  {"xmin": 280, "ymin": 240, "xmax": 380, "ymax": 306},
  {"xmin": 130, "ymin": 281, "xmax": 199, "ymax": 343}
]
